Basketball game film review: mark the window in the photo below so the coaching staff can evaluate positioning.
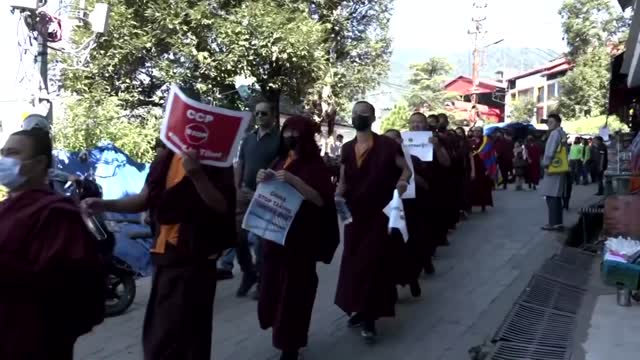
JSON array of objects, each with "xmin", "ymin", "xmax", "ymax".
[
  {"xmin": 537, "ymin": 86, "xmax": 545, "ymax": 103},
  {"xmin": 556, "ymin": 82, "xmax": 563, "ymax": 97},
  {"xmin": 511, "ymin": 93, "xmax": 516, "ymax": 101},
  {"xmin": 517, "ymin": 88, "xmax": 533, "ymax": 101},
  {"xmin": 547, "ymin": 82, "xmax": 557, "ymax": 99}
]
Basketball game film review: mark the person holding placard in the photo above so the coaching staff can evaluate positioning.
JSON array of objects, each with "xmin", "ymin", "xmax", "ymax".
[
  {"xmin": 384, "ymin": 128, "xmax": 429, "ymax": 297},
  {"xmin": 256, "ymin": 116, "xmax": 339, "ymax": 360},
  {"xmin": 412, "ymin": 113, "xmax": 451, "ymax": 274},
  {"xmin": 334, "ymin": 101, "xmax": 412, "ymax": 344},
  {"xmin": 83, "ymin": 146, "xmax": 236, "ymax": 360}
]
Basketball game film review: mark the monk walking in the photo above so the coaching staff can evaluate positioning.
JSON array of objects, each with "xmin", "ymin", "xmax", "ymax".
[
  {"xmin": 335, "ymin": 101, "xmax": 412, "ymax": 343},
  {"xmin": 84, "ymin": 143, "xmax": 236, "ymax": 359},
  {"xmin": 257, "ymin": 116, "xmax": 340, "ymax": 360},
  {"xmin": 0, "ymin": 129, "xmax": 105, "ymax": 359}
]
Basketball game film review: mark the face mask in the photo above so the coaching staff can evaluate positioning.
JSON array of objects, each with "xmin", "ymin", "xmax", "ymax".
[
  {"xmin": 352, "ymin": 115, "xmax": 371, "ymax": 131},
  {"xmin": 283, "ymin": 136, "xmax": 299, "ymax": 151},
  {"xmin": 0, "ymin": 157, "xmax": 26, "ymax": 190}
]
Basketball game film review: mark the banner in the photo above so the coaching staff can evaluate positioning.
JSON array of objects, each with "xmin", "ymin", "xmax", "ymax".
[
  {"xmin": 241, "ymin": 179, "xmax": 304, "ymax": 245},
  {"xmin": 402, "ymin": 131, "xmax": 433, "ymax": 161},
  {"xmin": 161, "ymin": 85, "xmax": 251, "ymax": 167},
  {"xmin": 383, "ymin": 190, "xmax": 408, "ymax": 242}
]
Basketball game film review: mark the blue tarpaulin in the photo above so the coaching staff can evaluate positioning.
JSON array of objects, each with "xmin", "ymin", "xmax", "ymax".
[{"xmin": 54, "ymin": 142, "xmax": 154, "ymax": 276}]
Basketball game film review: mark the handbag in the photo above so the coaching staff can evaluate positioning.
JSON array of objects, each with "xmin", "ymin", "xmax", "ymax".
[{"xmin": 548, "ymin": 144, "xmax": 569, "ymax": 174}]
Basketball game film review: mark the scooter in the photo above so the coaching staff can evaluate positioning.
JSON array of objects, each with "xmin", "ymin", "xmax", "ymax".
[{"xmin": 57, "ymin": 176, "xmax": 138, "ymax": 317}]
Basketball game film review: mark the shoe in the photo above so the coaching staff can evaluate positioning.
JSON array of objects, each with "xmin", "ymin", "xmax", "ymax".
[
  {"xmin": 251, "ymin": 285, "xmax": 260, "ymax": 301},
  {"xmin": 216, "ymin": 269, "xmax": 233, "ymax": 281},
  {"xmin": 236, "ymin": 272, "xmax": 257, "ymax": 297},
  {"xmin": 424, "ymin": 259, "xmax": 435, "ymax": 275},
  {"xmin": 361, "ymin": 320, "xmax": 377, "ymax": 344},
  {"xmin": 409, "ymin": 280, "xmax": 421, "ymax": 298},
  {"xmin": 348, "ymin": 313, "xmax": 364, "ymax": 328}
]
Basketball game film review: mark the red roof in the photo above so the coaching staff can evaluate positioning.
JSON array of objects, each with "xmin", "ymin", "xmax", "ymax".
[
  {"xmin": 443, "ymin": 75, "xmax": 506, "ymax": 95},
  {"xmin": 507, "ymin": 57, "xmax": 573, "ymax": 81}
]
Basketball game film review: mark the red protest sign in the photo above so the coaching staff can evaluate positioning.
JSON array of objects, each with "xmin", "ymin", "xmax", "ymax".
[{"xmin": 161, "ymin": 85, "xmax": 251, "ymax": 167}]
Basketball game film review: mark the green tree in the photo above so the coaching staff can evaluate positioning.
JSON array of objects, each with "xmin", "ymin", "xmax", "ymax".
[
  {"xmin": 405, "ymin": 57, "xmax": 455, "ymax": 112},
  {"xmin": 380, "ymin": 101, "xmax": 411, "ymax": 132},
  {"xmin": 53, "ymin": 95, "xmax": 161, "ymax": 163},
  {"xmin": 305, "ymin": 1, "xmax": 393, "ymax": 134},
  {"xmin": 509, "ymin": 98, "xmax": 537, "ymax": 122},
  {"xmin": 557, "ymin": 0, "xmax": 629, "ymax": 120}
]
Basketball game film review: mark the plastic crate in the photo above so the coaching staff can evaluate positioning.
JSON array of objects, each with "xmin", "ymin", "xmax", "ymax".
[{"xmin": 601, "ymin": 260, "xmax": 640, "ymax": 290}]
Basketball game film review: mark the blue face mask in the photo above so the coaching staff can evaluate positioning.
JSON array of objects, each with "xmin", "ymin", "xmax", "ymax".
[{"xmin": 0, "ymin": 157, "xmax": 26, "ymax": 190}]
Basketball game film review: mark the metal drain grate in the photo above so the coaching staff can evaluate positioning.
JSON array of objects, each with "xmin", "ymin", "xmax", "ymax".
[
  {"xmin": 489, "ymin": 341, "xmax": 571, "ymax": 360},
  {"xmin": 537, "ymin": 258, "xmax": 590, "ymax": 289},
  {"xmin": 494, "ymin": 302, "xmax": 575, "ymax": 349},
  {"xmin": 519, "ymin": 275, "xmax": 585, "ymax": 315},
  {"xmin": 554, "ymin": 247, "xmax": 595, "ymax": 271}
]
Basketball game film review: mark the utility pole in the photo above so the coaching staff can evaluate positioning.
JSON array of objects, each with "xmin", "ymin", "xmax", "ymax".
[
  {"xmin": 468, "ymin": 0, "xmax": 488, "ymax": 106},
  {"xmin": 36, "ymin": 16, "xmax": 51, "ymax": 123}
]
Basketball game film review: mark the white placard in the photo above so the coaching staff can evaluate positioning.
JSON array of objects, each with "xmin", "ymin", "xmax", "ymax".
[
  {"xmin": 383, "ymin": 190, "xmax": 409, "ymax": 242},
  {"xmin": 401, "ymin": 131, "xmax": 433, "ymax": 162}
]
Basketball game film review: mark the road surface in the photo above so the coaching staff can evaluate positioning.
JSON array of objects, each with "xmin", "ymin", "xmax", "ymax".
[{"xmin": 76, "ymin": 184, "xmax": 600, "ymax": 360}]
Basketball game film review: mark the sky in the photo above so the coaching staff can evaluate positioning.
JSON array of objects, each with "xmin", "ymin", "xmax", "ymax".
[{"xmin": 388, "ymin": 0, "xmax": 568, "ymax": 53}]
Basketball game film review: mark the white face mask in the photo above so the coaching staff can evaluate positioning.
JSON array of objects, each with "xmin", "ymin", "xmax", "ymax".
[{"xmin": 0, "ymin": 157, "xmax": 26, "ymax": 190}]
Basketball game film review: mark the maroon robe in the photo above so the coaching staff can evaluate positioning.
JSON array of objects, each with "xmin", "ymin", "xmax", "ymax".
[
  {"xmin": 0, "ymin": 189, "xmax": 104, "ymax": 360},
  {"xmin": 397, "ymin": 155, "xmax": 430, "ymax": 285},
  {"xmin": 258, "ymin": 116, "xmax": 339, "ymax": 352},
  {"xmin": 470, "ymin": 138, "xmax": 494, "ymax": 208},
  {"xmin": 526, "ymin": 142, "xmax": 542, "ymax": 185},
  {"xmin": 335, "ymin": 133, "xmax": 402, "ymax": 319},
  {"xmin": 437, "ymin": 130, "xmax": 461, "ymax": 229},
  {"xmin": 143, "ymin": 150, "xmax": 236, "ymax": 360},
  {"xmin": 495, "ymin": 137, "xmax": 514, "ymax": 175}
]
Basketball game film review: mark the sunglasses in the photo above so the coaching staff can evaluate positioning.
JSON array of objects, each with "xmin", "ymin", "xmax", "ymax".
[{"xmin": 255, "ymin": 111, "xmax": 269, "ymax": 117}]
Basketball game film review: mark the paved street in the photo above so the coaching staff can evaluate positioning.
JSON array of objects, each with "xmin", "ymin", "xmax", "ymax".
[{"xmin": 76, "ymin": 185, "xmax": 600, "ymax": 360}]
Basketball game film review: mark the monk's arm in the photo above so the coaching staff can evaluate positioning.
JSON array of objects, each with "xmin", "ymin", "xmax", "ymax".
[
  {"xmin": 288, "ymin": 176, "xmax": 324, "ymax": 207},
  {"xmin": 336, "ymin": 165, "xmax": 346, "ymax": 197},
  {"xmin": 395, "ymin": 155, "xmax": 413, "ymax": 183},
  {"xmin": 190, "ymin": 171, "xmax": 228, "ymax": 213},
  {"xmin": 103, "ymin": 186, "xmax": 149, "ymax": 213},
  {"xmin": 435, "ymin": 144, "xmax": 451, "ymax": 167}
]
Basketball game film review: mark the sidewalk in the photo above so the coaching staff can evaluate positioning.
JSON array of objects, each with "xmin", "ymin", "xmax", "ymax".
[{"xmin": 76, "ymin": 184, "xmax": 600, "ymax": 360}]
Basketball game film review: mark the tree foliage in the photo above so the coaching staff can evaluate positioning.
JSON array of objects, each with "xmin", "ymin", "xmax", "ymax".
[
  {"xmin": 405, "ymin": 57, "xmax": 455, "ymax": 113},
  {"xmin": 304, "ymin": 1, "xmax": 393, "ymax": 133},
  {"xmin": 58, "ymin": 0, "xmax": 392, "ymax": 155},
  {"xmin": 53, "ymin": 96, "xmax": 161, "ymax": 163},
  {"xmin": 380, "ymin": 101, "xmax": 411, "ymax": 133},
  {"xmin": 509, "ymin": 98, "xmax": 537, "ymax": 122},
  {"xmin": 557, "ymin": 0, "xmax": 629, "ymax": 121}
]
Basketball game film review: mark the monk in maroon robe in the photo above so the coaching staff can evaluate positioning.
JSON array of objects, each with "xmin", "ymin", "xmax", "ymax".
[
  {"xmin": 0, "ymin": 129, "xmax": 105, "ymax": 360},
  {"xmin": 383, "ymin": 128, "xmax": 429, "ymax": 297},
  {"xmin": 435, "ymin": 113, "xmax": 460, "ymax": 231},
  {"xmin": 416, "ymin": 114, "xmax": 451, "ymax": 272},
  {"xmin": 84, "ymin": 147, "xmax": 236, "ymax": 360},
  {"xmin": 256, "ymin": 116, "xmax": 339, "ymax": 360},
  {"xmin": 335, "ymin": 101, "xmax": 412, "ymax": 343},
  {"xmin": 469, "ymin": 127, "xmax": 494, "ymax": 211},
  {"xmin": 525, "ymin": 135, "xmax": 542, "ymax": 189}
]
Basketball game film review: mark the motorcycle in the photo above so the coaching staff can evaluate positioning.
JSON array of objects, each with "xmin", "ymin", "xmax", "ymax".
[{"xmin": 56, "ymin": 176, "xmax": 138, "ymax": 317}]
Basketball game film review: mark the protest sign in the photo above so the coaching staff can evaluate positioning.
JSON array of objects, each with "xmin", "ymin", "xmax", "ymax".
[
  {"xmin": 242, "ymin": 180, "xmax": 304, "ymax": 246},
  {"xmin": 383, "ymin": 190, "xmax": 408, "ymax": 242},
  {"xmin": 401, "ymin": 145, "xmax": 416, "ymax": 199},
  {"xmin": 161, "ymin": 85, "xmax": 251, "ymax": 167},
  {"xmin": 402, "ymin": 131, "xmax": 433, "ymax": 161}
]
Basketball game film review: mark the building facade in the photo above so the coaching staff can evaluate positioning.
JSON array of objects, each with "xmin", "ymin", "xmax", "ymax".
[{"xmin": 505, "ymin": 58, "xmax": 572, "ymax": 123}]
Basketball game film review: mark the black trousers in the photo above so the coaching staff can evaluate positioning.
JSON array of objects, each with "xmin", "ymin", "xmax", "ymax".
[{"xmin": 546, "ymin": 196, "xmax": 563, "ymax": 226}]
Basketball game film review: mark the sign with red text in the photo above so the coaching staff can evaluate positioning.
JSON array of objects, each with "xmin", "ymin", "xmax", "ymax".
[
  {"xmin": 161, "ymin": 85, "xmax": 251, "ymax": 167},
  {"xmin": 242, "ymin": 179, "xmax": 304, "ymax": 246}
]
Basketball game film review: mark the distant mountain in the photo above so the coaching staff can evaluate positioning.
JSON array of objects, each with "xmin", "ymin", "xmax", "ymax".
[{"xmin": 386, "ymin": 46, "xmax": 562, "ymax": 86}]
